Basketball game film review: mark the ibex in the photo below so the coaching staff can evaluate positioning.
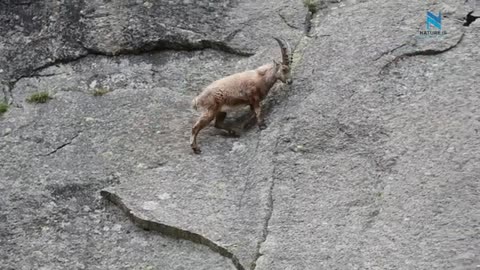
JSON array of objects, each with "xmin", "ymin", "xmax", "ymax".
[{"xmin": 190, "ymin": 37, "xmax": 292, "ymax": 154}]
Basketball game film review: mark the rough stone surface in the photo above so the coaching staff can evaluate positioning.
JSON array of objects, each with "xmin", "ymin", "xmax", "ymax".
[
  {"xmin": 1, "ymin": 0, "xmax": 479, "ymax": 270},
  {"xmin": 255, "ymin": 1, "xmax": 480, "ymax": 269}
]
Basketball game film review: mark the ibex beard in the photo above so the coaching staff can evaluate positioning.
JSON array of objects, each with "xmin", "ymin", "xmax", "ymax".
[{"xmin": 190, "ymin": 37, "xmax": 293, "ymax": 154}]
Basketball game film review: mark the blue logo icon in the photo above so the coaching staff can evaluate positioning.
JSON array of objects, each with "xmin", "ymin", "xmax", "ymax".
[
  {"xmin": 419, "ymin": 11, "xmax": 446, "ymax": 37},
  {"xmin": 426, "ymin": 11, "xmax": 442, "ymax": 31}
]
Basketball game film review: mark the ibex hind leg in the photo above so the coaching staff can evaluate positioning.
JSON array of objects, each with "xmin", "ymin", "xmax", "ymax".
[
  {"xmin": 214, "ymin": 112, "xmax": 240, "ymax": 137},
  {"xmin": 241, "ymin": 112, "xmax": 257, "ymax": 130},
  {"xmin": 191, "ymin": 111, "xmax": 215, "ymax": 154}
]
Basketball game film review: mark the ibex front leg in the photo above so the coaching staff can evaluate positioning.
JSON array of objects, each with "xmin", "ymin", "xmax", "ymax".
[{"xmin": 251, "ymin": 101, "xmax": 267, "ymax": 130}]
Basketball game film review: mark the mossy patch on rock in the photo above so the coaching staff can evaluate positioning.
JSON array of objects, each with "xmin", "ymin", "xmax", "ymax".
[
  {"xmin": 92, "ymin": 87, "xmax": 111, "ymax": 96},
  {"xmin": 303, "ymin": 0, "xmax": 319, "ymax": 13},
  {"xmin": 26, "ymin": 92, "xmax": 52, "ymax": 104},
  {"xmin": 0, "ymin": 102, "xmax": 8, "ymax": 115}
]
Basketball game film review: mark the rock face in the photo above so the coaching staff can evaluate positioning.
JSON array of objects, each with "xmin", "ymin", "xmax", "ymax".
[{"xmin": 1, "ymin": 0, "xmax": 479, "ymax": 270}]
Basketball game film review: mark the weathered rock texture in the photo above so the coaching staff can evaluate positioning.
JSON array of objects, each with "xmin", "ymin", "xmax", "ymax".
[{"xmin": 1, "ymin": 0, "xmax": 479, "ymax": 269}]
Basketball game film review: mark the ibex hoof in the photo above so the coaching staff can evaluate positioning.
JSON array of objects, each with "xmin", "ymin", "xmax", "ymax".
[
  {"xmin": 192, "ymin": 147, "xmax": 202, "ymax": 154},
  {"xmin": 258, "ymin": 123, "xmax": 267, "ymax": 130},
  {"xmin": 228, "ymin": 130, "xmax": 240, "ymax": 137}
]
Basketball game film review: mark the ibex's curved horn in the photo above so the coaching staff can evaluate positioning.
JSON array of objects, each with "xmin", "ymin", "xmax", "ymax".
[{"xmin": 273, "ymin": 37, "xmax": 292, "ymax": 66}]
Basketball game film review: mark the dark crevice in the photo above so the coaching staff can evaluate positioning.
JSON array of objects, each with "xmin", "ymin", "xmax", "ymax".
[
  {"xmin": 28, "ymin": 72, "xmax": 66, "ymax": 78},
  {"xmin": 304, "ymin": 0, "xmax": 335, "ymax": 36},
  {"xmin": 6, "ymin": 51, "xmax": 91, "ymax": 99},
  {"xmin": 250, "ymin": 176, "xmax": 274, "ymax": 270},
  {"xmin": 304, "ymin": 11, "xmax": 314, "ymax": 35},
  {"xmin": 30, "ymin": 49, "xmax": 91, "ymax": 75},
  {"xmin": 101, "ymin": 190, "xmax": 246, "ymax": 270},
  {"xmin": 83, "ymin": 38, "xmax": 254, "ymax": 58},
  {"xmin": 303, "ymin": 0, "xmax": 319, "ymax": 35},
  {"xmin": 250, "ymin": 136, "xmax": 281, "ymax": 270},
  {"xmin": 373, "ymin": 43, "xmax": 408, "ymax": 61},
  {"xmin": 5, "ymin": 38, "xmax": 253, "ymax": 99},
  {"xmin": 380, "ymin": 33, "xmax": 464, "ymax": 74},
  {"xmin": 41, "ymin": 133, "xmax": 81, "ymax": 157},
  {"xmin": 278, "ymin": 13, "xmax": 300, "ymax": 30},
  {"xmin": 225, "ymin": 28, "xmax": 243, "ymax": 42},
  {"xmin": 463, "ymin": 11, "xmax": 479, "ymax": 26},
  {"xmin": 0, "ymin": 0, "xmax": 33, "ymax": 6}
]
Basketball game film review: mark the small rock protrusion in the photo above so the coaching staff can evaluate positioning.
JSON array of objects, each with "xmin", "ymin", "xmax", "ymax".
[
  {"xmin": 230, "ymin": 142, "xmax": 246, "ymax": 153},
  {"xmin": 142, "ymin": 201, "xmax": 159, "ymax": 211},
  {"xmin": 157, "ymin": 192, "xmax": 171, "ymax": 200},
  {"xmin": 112, "ymin": 224, "xmax": 122, "ymax": 232}
]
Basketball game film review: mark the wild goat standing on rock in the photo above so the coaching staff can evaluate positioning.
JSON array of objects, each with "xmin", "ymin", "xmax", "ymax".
[{"xmin": 190, "ymin": 37, "xmax": 293, "ymax": 154}]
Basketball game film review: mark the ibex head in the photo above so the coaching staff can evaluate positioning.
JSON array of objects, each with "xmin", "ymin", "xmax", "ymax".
[{"xmin": 273, "ymin": 37, "xmax": 293, "ymax": 85}]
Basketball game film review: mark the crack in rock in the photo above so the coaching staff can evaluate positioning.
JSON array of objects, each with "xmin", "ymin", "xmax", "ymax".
[
  {"xmin": 304, "ymin": 11, "xmax": 315, "ymax": 36},
  {"xmin": 250, "ymin": 136, "xmax": 283, "ymax": 270},
  {"xmin": 82, "ymin": 38, "xmax": 254, "ymax": 58},
  {"xmin": 380, "ymin": 33, "xmax": 465, "ymax": 74},
  {"xmin": 250, "ymin": 176, "xmax": 275, "ymax": 270},
  {"xmin": 5, "ymin": 52, "xmax": 91, "ymax": 100},
  {"xmin": 0, "ymin": 0, "xmax": 32, "ymax": 6},
  {"xmin": 3, "ymin": 38, "xmax": 253, "ymax": 101},
  {"xmin": 27, "ymin": 72, "xmax": 67, "ymax": 78},
  {"xmin": 373, "ymin": 43, "xmax": 408, "ymax": 61},
  {"xmin": 279, "ymin": 12, "xmax": 300, "ymax": 30},
  {"xmin": 100, "ymin": 190, "xmax": 246, "ymax": 270},
  {"xmin": 225, "ymin": 28, "xmax": 243, "ymax": 42},
  {"xmin": 40, "ymin": 133, "xmax": 81, "ymax": 157}
]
